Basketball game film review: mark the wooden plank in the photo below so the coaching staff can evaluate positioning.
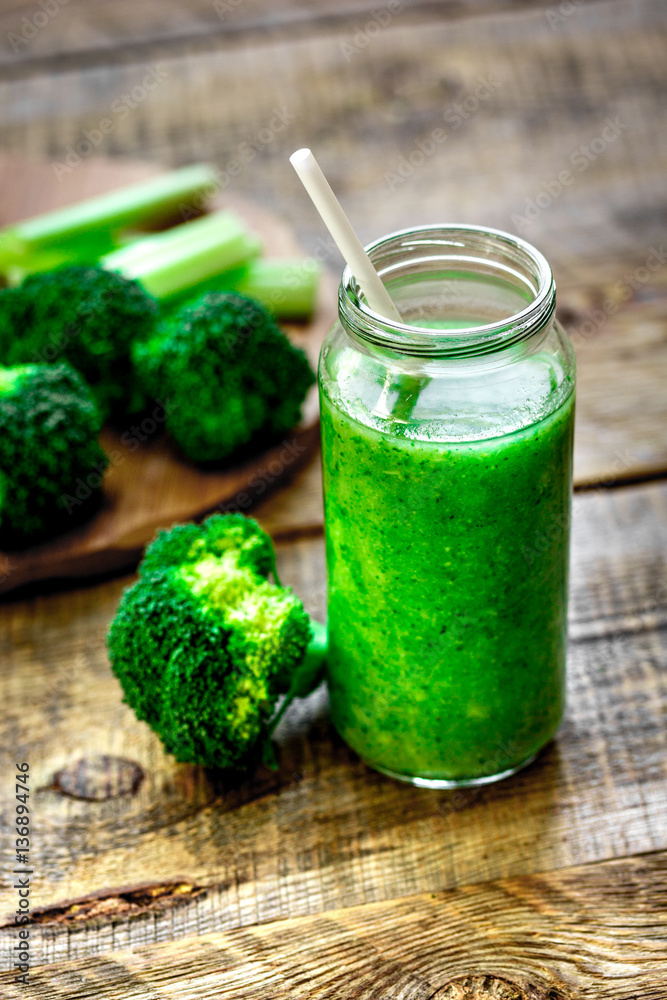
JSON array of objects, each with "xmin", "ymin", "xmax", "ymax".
[
  {"xmin": 0, "ymin": 481, "xmax": 665, "ymax": 966},
  {"xmin": 1, "ymin": 851, "xmax": 666, "ymax": 997},
  {"xmin": 0, "ymin": 0, "xmax": 663, "ymax": 253},
  {"xmin": 573, "ymin": 290, "xmax": 667, "ymax": 487},
  {"xmin": 0, "ymin": 2, "xmax": 665, "ymax": 486},
  {"xmin": 0, "ymin": 0, "xmax": 555, "ymax": 69}
]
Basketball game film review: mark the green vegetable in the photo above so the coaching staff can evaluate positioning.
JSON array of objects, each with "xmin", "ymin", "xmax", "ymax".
[
  {"xmin": 231, "ymin": 258, "xmax": 320, "ymax": 319},
  {"xmin": 101, "ymin": 210, "xmax": 260, "ymax": 300},
  {"xmin": 133, "ymin": 291, "xmax": 315, "ymax": 463},
  {"xmin": 0, "ymin": 213, "xmax": 260, "ymax": 417},
  {"xmin": 107, "ymin": 513, "xmax": 327, "ymax": 769},
  {"xmin": 0, "ymin": 164, "xmax": 219, "ymax": 273},
  {"xmin": 4, "ymin": 236, "xmax": 122, "ymax": 285},
  {"xmin": 0, "ymin": 363, "xmax": 107, "ymax": 547},
  {"xmin": 164, "ymin": 257, "xmax": 321, "ymax": 321},
  {"xmin": 0, "ymin": 267, "xmax": 158, "ymax": 417}
]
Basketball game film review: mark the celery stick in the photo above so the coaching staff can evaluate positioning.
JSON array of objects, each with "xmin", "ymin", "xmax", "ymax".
[
  {"xmin": 162, "ymin": 257, "xmax": 321, "ymax": 320},
  {"xmin": 5, "ymin": 249, "xmax": 73, "ymax": 285},
  {"xmin": 102, "ymin": 213, "xmax": 261, "ymax": 300},
  {"xmin": 232, "ymin": 258, "xmax": 321, "ymax": 319},
  {"xmin": 0, "ymin": 164, "xmax": 218, "ymax": 267},
  {"xmin": 101, "ymin": 211, "xmax": 244, "ymax": 273},
  {"xmin": 5, "ymin": 233, "xmax": 133, "ymax": 285}
]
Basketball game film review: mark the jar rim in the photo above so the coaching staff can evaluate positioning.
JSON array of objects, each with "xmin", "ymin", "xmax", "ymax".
[{"xmin": 338, "ymin": 223, "xmax": 556, "ymax": 358}]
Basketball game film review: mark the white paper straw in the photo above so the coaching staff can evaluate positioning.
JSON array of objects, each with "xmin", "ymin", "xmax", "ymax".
[{"xmin": 290, "ymin": 148, "xmax": 401, "ymax": 321}]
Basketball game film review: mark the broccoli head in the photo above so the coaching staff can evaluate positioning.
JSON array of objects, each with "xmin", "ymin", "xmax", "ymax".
[
  {"xmin": 107, "ymin": 513, "xmax": 325, "ymax": 769},
  {"xmin": 132, "ymin": 292, "xmax": 315, "ymax": 463},
  {"xmin": 0, "ymin": 265, "xmax": 158, "ymax": 416},
  {"xmin": 0, "ymin": 363, "xmax": 108, "ymax": 547}
]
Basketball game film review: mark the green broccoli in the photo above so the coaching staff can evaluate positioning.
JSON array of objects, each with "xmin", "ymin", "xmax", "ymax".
[
  {"xmin": 107, "ymin": 513, "xmax": 327, "ymax": 769},
  {"xmin": 0, "ymin": 212, "xmax": 264, "ymax": 419},
  {"xmin": 132, "ymin": 292, "xmax": 315, "ymax": 463},
  {"xmin": 0, "ymin": 266, "xmax": 158, "ymax": 417},
  {"xmin": 0, "ymin": 363, "xmax": 108, "ymax": 547}
]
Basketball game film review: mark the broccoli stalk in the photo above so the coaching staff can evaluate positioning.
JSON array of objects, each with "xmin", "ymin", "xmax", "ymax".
[
  {"xmin": 0, "ymin": 363, "xmax": 108, "ymax": 546},
  {"xmin": 0, "ymin": 164, "xmax": 219, "ymax": 274},
  {"xmin": 107, "ymin": 513, "xmax": 327, "ymax": 770}
]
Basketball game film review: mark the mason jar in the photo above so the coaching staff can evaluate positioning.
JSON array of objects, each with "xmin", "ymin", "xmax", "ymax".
[{"xmin": 319, "ymin": 224, "xmax": 575, "ymax": 788}]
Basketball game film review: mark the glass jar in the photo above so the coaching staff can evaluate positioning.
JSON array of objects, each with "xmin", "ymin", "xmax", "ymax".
[{"xmin": 319, "ymin": 224, "xmax": 575, "ymax": 788}]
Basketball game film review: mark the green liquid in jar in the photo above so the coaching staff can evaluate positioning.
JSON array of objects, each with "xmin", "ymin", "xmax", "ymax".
[{"xmin": 321, "ymin": 375, "xmax": 575, "ymax": 785}]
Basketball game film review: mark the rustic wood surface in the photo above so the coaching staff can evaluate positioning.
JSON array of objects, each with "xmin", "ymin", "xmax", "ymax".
[
  {"xmin": 0, "ymin": 483, "xmax": 666, "ymax": 983},
  {"xmin": 2, "ymin": 852, "xmax": 666, "ymax": 999},
  {"xmin": 1, "ymin": 0, "xmax": 666, "ymax": 995},
  {"xmin": 0, "ymin": 156, "xmax": 334, "ymax": 595}
]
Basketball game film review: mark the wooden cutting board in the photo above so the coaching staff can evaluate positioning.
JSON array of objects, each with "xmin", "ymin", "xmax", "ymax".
[{"xmin": 0, "ymin": 156, "xmax": 336, "ymax": 595}]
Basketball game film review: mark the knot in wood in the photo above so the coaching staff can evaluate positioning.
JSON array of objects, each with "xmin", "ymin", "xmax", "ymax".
[
  {"xmin": 430, "ymin": 975, "xmax": 551, "ymax": 1000},
  {"xmin": 53, "ymin": 754, "xmax": 145, "ymax": 800}
]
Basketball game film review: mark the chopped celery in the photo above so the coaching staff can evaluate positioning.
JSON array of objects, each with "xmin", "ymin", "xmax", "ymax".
[
  {"xmin": 232, "ymin": 258, "xmax": 321, "ymax": 319},
  {"xmin": 162, "ymin": 257, "xmax": 321, "ymax": 320},
  {"xmin": 101, "ymin": 211, "xmax": 245, "ymax": 273},
  {"xmin": 101, "ymin": 211, "xmax": 261, "ymax": 300},
  {"xmin": 0, "ymin": 164, "xmax": 218, "ymax": 270},
  {"xmin": 5, "ymin": 233, "xmax": 138, "ymax": 286}
]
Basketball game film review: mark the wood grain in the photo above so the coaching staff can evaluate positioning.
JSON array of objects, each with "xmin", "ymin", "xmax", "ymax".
[
  {"xmin": 0, "ymin": 481, "xmax": 664, "ymax": 967},
  {"xmin": 0, "ymin": 0, "xmax": 555, "ymax": 69},
  {"xmin": 0, "ymin": 156, "xmax": 337, "ymax": 594},
  {"xmin": 1, "ymin": 851, "xmax": 665, "ymax": 997}
]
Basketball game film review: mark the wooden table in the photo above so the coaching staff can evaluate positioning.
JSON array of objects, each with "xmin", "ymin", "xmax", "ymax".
[{"xmin": 1, "ymin": 1, "xmax": 666, "ymax": 996}]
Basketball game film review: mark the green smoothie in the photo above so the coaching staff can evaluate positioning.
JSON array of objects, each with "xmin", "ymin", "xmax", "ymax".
[{"xmin": 321, "ymin": 381, "xmax": 575, "ymax": 784}]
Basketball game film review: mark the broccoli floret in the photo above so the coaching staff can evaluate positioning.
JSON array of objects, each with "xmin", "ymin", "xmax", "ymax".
[
  {"xmin": 0, "ymin": 363, "xmax": 108, "ymax": 547},
  {"xmin": 132, "ymin": 292, "xmax": 315, "ymax": 463},
  {"xmin": 0, "ymin": 266, "xmax": 158, "ymax": 417},
  {"xmin": 107, "ymin": 513, "xmax": 326, "ymax": 769}
]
